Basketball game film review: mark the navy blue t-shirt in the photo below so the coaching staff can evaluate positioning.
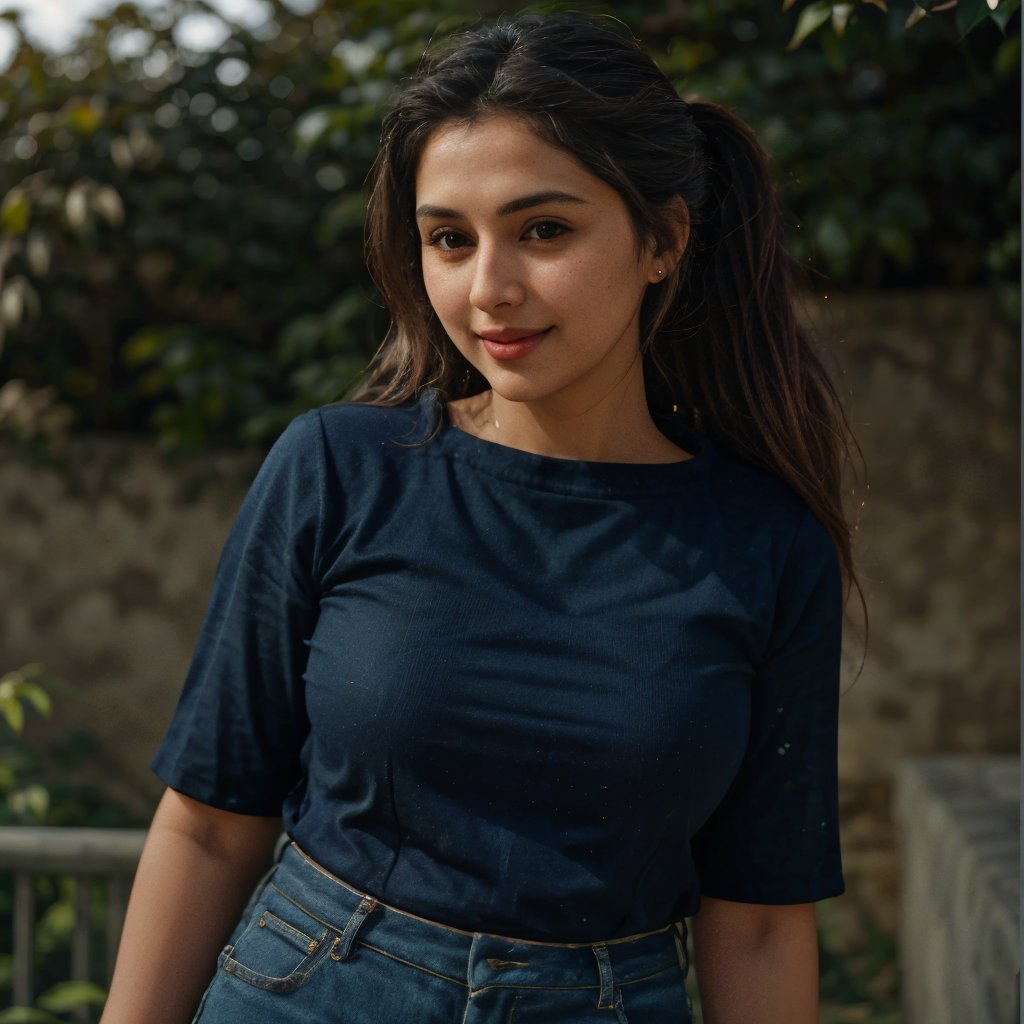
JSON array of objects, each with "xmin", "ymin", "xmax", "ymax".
[{"xmin": 152, "ymin": 390, "xmax": 844, "ymax": 941}]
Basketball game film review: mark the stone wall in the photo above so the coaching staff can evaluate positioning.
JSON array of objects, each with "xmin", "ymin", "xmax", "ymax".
[
  {"xmin": 804, "ymin": 290, "xmax": 1020, "ymax": 936},
  {"xmin": 0, "ymin": 442, "xmax": 259, "ymax": 813},
  {"xmin": 0, "ymin": 289, "xmax": 1019, "ymax": 925},
  {"xmin": 894, "ymin": 756, "xmax": 1019, "ymax": 1024}
]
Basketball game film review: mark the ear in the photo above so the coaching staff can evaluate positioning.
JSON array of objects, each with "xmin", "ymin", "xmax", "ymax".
[{"xmin": 647, "ymin": 197, "xmax": 691, "ymax": 284}]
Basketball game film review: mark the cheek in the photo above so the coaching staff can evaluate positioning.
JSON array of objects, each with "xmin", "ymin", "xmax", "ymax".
[
  {"xmin": 421, "ymin": 263, "xmax": 461, "ymax": 322},
  {"xmin": 420, "ymin": 262, "xmax": 442, "ymax": 310},
  {"xmin": 542, "ymin": 250, "xmax": 638, "ymax": 315}
]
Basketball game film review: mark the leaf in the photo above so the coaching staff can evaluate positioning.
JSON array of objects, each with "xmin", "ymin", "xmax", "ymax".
[
  {"xmin": 277, "ymin": 314, "xmax": 322, "ymax": 364},
  {"xmin": 832, "ymin": 3, "xmax": 857, "ymax": 34},
  {"xmin": 26, "ymin": 231, "xmax": 50, "ymax": 276},
  {"xmin": 123, "ymin": 328, "xmax": 168, "ymax": 365},
  {"xmin": 876, "ymin": 189, "xmax": 931, "ymax": 230},
  {"xmin": 36, "ymin": 980, "xmax": 109, "ymax": 1011},
  {"xmin": 35, "ymin": 895, "xmax": 74, "ymax": 941},
  {"xmin": 0, "ymin": 189, "xmax": 29, "ymax": 236},
  {"xmin": 64, "ymin": 186, "xmax": 88, "ymax": 231},
  {"xmin": 876, "ymin": 225, "xmax": 915, "ymax": 266},
  {"xmin": 91, "ymin": 186, "xmax": 125, "ymax": 228},
  {"xmin": 13, "ymin": 681, "xmax": 51, "ymax": 718},
  {"xmin": 0, "ymin": 1010, "xmax": 64, "ymax": 1024},
  {"xmin": 956, "ymin": 0, "xmax": 996, "ymax": 32},
  {"xmin": 814, "ymin": 214, "xmax": 853, "ymax": 273},
  {"xmin": 61, "ymin": 101, "xmax": 101, "ymax": 135},
  {"xmin": 0, "ymin": 694, "xmax": 24, "ymax": 733},
  {"xmin": 9, "ymin": 784, "xmax": 49, "ymax": 820},
  {"xmin": 0, "ymin": 284, "xmax": 22, "ymax": 329},
  {"xmin": 994, "ymin": 33, "xmax": 1021, "ymax": 74},
  {"xmin": 991, "ymin": 0, "xmax": 1021, "ymax": 30},
  {"xmin": 786, "ymin": 2, "xmax": 834, "ymax": 50}
]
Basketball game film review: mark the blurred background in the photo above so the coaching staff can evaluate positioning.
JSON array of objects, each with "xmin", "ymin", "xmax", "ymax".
[{"xmin": 0, "ymin": 0, "xmax": 1018, "ymax": 1021}]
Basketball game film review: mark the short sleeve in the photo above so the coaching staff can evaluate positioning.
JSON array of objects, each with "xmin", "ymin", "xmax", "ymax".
[
  {"xmin": 151, "ymin": 411, "xmax": 324, "ymax": 815},
  {"xmin": 690, "ymin": 508, "xmax": 845, "ymax": 904}
]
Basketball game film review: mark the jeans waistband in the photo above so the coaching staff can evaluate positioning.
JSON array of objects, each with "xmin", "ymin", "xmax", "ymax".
[{"xmin": 270, "ymin": 843, "xmax": 687, "ymax": 997}]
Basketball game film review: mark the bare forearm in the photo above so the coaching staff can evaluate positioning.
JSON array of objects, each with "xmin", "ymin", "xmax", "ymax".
[
  {"xmin": 693, "ymin": 898, "xmax": 819, "ymax": 1024},
  {"xmin": 101, "ymin": 790, "xmax": 281, "ymax": 1024}
]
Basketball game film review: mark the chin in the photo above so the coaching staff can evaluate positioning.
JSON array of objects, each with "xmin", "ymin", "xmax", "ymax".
[{"xmin": 483, "ymin": 378, "xmax": 562, "ymax": 406}]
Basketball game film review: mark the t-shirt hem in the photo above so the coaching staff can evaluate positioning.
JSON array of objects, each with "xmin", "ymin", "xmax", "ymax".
[
  {"xmin": 697, "ymin": 876, "xmax": 846, "ymax": 906},
  {"xmin": 152, "ymin": 757, "xmax": 286, "ymax": 818}
]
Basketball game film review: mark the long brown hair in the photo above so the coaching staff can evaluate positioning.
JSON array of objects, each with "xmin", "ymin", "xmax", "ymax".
[{"xmin": 356, "ymin": 13, "xmax": 863, "ymax": 604}]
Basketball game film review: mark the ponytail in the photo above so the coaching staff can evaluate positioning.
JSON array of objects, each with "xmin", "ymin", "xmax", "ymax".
[{"xmin": 646, "ymin": 101, "xmax": 864, "ymax": 610}]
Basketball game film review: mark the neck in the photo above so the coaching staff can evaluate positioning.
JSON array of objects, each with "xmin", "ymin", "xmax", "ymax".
[{"xmin": 450, "ymin": 380, "xmax": 689, "ymax": 464}]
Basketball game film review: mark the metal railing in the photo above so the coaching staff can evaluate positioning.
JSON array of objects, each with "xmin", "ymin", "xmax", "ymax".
[{"xmin": 0, "ymin": 826, "xmax": 147, "ymax": 1008}]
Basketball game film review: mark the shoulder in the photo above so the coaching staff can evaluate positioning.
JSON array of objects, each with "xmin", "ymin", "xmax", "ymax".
[
  {"xmin": 704, "ymin": 444, "xmax": 827, "ymax": 548},
  {"xmin": 264, "ymin": 397, "xmax": 433, "ymax": 476},
  {"xmin": 694, "ymin": 450, "xmax": 844, "ymax": 663},
  {"xmin": 315, "ymin": 397, "xmax": 432, "ymax": 448},
  {"xmin": 696, "ymin": 443, "xmax": 841, "ymax": 615},
  {"xmin": 247, "ymin": 399, "xmax": 432, "ymax": 511},
  {"xmin": 304, "ymin": 397, "xmax": 445, "ymax": 517}
]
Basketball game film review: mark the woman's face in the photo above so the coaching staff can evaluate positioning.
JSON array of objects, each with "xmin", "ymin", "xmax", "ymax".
[{"xmin": 415, "ymin": 114, "xmax": 664, "ymax": 414}]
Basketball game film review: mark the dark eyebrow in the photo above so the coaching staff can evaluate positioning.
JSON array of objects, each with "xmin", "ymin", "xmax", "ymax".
[{"xmin": 415, "ymin": 190, "xmax": 588, "ymax": 220}]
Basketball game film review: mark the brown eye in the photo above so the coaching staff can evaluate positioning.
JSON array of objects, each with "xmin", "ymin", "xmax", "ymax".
[
  {"xmin": 429, "ymin": 230, "xmax": 469, "ymax": 251},
  {"xmin": 526, "ymin": 221, "xmax": 567, "ymax": 241}
]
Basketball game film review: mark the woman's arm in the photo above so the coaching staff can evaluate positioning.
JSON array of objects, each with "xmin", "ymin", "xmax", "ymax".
[
  {"xmin": 100, "ymin": 788, "xmax": 282, "ymax": 1024},
  {"xmin": 692, "ymin": 896, "xmax": 819, "ymax": 1024}
]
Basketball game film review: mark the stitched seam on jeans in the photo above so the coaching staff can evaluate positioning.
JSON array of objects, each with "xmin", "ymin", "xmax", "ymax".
[
  {"xmin": 270, "ymin": 883, "xmax": 346, "ymax": 936},
  {"xmin": 221, "ymin": 942, "xmax": 330, "ymax": 993},
  {"xmin": 260, "ymin": 908, "xmax": 326, "ymax": 951},
  {"xmin": 617, "ymin": 965, "xmax": 679, "ymax": 987},
  {"xmin": 615, "ymin": 990, "xmax": 629, "ymax": 1024},
  {"xmin": 467, "ymin": 967, "xmax": 677, "ymax": 996},
  {"xmin": 505, "ymin": 991, "xmax": 522, "ymax": 1024},
  {"xmin": 470, "ymin": 982, "xmax": 599, "ymax": 995},
  {"xmin": 354, "ymin": 939, "xmax": 468, "ymax": 987}
]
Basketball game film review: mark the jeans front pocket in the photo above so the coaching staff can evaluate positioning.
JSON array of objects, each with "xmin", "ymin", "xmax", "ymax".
[{"xmin": 221, "ymin": 888, "xmax": 335, "ymax": 993}]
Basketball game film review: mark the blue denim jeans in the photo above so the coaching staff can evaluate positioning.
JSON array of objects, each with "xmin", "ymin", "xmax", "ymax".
[{"xmin": 193, "ymin": 843, "xmax": 692, "ymax": 1023}]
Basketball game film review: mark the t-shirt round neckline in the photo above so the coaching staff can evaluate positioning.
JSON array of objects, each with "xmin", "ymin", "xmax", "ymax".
[{"xmin": 420, "ymin": 388, "xmax": 711, "ymax": 498}]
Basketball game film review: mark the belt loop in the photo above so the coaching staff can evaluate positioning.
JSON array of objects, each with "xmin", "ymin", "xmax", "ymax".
[
  {"xmin": 674, "ymin": 920, "xmax": 690, "ymax": 975},
  {"xmin": 592, "ymin": 943, "xmax": 615, "ymax": 1009},
  {"xmin": 330, "ymin": 895, "xmax": 378, "ymax": 962}
]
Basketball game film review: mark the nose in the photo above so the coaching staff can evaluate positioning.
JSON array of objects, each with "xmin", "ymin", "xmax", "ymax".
[{"xmin": 469, "ymin": 242, "xmax": 526, "ymax": 311}]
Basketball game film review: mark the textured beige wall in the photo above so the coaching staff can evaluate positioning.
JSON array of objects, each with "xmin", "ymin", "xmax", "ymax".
[
  {"xmin": 809, "ymin": 290, "xmax": 1020, "ymax": 932},
  {"xmin": 0, "ymin": 289, "xmax": 1018, "ymax": 927},
  {"xmin": 0, "ymin": 442, "xmax": 258, "ymax": 812}
]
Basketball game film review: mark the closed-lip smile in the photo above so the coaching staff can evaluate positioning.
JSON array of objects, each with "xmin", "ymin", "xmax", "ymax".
[
  {"xmin": 475, "ymin": 326, "xmax": 551, "ymax": 362},
  {"xmin": 476, "ymin": 327, "xmax": 551, "ymax": 343}
]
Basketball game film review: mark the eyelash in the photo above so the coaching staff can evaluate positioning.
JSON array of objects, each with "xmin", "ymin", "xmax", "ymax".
[{"xmin": 425, "ymin": 221, "xmax": 569, "ymax": 251}]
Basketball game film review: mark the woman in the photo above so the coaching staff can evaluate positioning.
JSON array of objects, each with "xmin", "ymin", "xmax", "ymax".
[{"xmin": 102, "ymin": 12, "xmax": 857, "ymax": 1024}]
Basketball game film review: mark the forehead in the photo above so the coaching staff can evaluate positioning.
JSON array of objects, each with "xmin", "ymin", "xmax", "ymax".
[{"xmin": 414, "ymin": 114, "xmax": 610, "ymax": 204}]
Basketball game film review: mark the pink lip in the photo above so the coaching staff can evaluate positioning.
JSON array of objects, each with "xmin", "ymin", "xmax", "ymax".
[
  {"xmin": 477, "ymin": 327, "xmax": 549, "ymax": 342},
  {"xmin": 476, "ymin": 327, "xmax": 551, "ymax": 361}
]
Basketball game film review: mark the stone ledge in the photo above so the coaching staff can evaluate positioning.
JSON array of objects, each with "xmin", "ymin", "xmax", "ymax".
[{"xmin": 894, "ymin": 756, "xmax": 1020, "ymax": 1024}]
